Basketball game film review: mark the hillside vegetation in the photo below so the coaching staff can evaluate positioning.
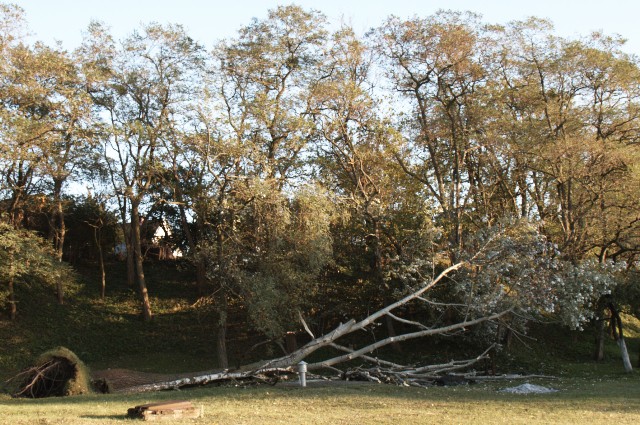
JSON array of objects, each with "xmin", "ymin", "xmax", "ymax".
[
  {"xmin": 1, "ymin": 258, "xmax": 638, "ymax": 381},
  {"xmin": 0, "ymin": 2, "xmax": 639, "ymax": 395}
]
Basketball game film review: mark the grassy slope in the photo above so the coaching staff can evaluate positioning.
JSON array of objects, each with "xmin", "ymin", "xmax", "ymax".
[{"xmin": 0, "ymin": 259, "xmax": 222, "ymax": 380}]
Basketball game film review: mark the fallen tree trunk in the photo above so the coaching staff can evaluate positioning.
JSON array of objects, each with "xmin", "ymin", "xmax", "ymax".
[
  {"xmin": 258, "ymin": 262, "xmax": 469, "ymax": 371},
  {"xmin": 117, "ymin": 368, "xmax": 293, "ymax": 393},
  {"xmin": 307, "ymin": 311, "xmax": 509, "ymax": 371},
  {"xmin": 109, "ymin": 261, "xmax": 514, "ymax": 393},
  {"xmin": 115, "ymin": 344, "xmax": 559, "ymax": 393}
]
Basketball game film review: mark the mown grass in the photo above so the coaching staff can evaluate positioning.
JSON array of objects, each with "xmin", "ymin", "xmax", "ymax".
[{"xmin": 0, "ymin": 374, "xmax": 638, "ymax": 425}]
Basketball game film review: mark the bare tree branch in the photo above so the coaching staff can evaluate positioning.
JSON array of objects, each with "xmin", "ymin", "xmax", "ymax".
[{"xmin": 308, "ymin": 309, "xmax": 509, "ymax": 370}]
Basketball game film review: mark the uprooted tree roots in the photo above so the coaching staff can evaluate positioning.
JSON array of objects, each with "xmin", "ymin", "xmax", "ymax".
[{"xmin": 7, "ymin": 347, "xmax": 93, "ymax": 398}]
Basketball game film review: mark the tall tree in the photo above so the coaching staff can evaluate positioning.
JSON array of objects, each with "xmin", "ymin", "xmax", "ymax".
[
  {"xmin": 193, "ymin": 5, "xmax": 330, "ymax": 364},
  {"xmin": 0, "ymin": 6, "xmax": 95, "ymax": 307},
  {"xmin": 495, "ymin": 19, "xmax": 640, "ymax": 261},
  {"xmin": 81, "ymin": 22, "xmax": 204, "ymax": 321},
  {"xmin": 38, "ymin": 49, "xmax": 96, "ymax": 265},
  {"xmin": 311, "ymin": 25, "xmax": 431, "ymax": 339},
  {"xmin": 374, "ymin": 12, "xmax": 494, "ymax": 262}
]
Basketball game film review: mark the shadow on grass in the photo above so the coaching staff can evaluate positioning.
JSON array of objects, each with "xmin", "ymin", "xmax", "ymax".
[{"xmin": 79, "ymin": 415, "xmax": 126, "ymax": 420}]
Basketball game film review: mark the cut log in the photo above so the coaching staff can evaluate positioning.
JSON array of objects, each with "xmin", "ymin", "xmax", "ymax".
[{"xmin": 127, "ymin": 400, "xmax": 201, "ymax": 421}]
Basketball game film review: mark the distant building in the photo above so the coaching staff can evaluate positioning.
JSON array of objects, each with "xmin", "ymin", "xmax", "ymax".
[{"xmin": 115, "ymin": 219, "xmax": 182, "ymax": 260}]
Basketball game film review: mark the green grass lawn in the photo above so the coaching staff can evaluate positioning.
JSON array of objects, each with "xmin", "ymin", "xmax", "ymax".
[{"xmin": 0, "ymin": 374, "xmax": 638, "ymax": 425}]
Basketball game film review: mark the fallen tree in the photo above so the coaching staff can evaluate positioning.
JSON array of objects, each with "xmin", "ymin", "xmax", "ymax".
[
  {"xmin": 8, "ymin": 222, "xmax": 619, "ymax": 395},
  {"xmin": 110, "ymin": 222, "xmax": 619, "ymax": 392},
  {"xmin": 112, "ymin": 261, "xmax": 511, "ymax": 392},
  {"xmin": 116, "ymin": 344, "xmax": 502, "ymax": 393}
]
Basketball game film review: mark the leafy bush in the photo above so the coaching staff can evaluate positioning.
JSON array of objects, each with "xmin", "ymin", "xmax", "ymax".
[{"xmin": 0, "ymin": 221, "xmax": 78, "ymax": 318}]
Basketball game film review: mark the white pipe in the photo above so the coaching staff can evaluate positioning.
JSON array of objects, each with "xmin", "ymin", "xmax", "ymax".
[{"xmin": 297, "ymin": 361, "xmax": 308, "ymax": 387}]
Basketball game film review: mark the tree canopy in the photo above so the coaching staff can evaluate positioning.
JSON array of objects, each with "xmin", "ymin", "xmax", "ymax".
[{"xmin": 0, "ymin": 3, "xmax": 639, "ymax": 370}]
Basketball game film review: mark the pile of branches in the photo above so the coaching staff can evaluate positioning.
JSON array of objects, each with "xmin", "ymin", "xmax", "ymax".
[
  {"xmin": 340, "ymin": 345, "xmax": 496, "ymax": 387},
  {"xmin": 343, "ymin": 368, "xmax": 475, "ymax": 387}
]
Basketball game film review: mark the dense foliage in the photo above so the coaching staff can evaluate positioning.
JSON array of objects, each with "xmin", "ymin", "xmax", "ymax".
[{"xmin": 0, "ymin": 3, "xmax": 639, "ymax": 367}]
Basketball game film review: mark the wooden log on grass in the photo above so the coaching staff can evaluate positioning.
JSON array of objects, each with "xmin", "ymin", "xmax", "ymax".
[{"xmin": 127, "ymin": 400, "xmax": 202, "ymax": 421}]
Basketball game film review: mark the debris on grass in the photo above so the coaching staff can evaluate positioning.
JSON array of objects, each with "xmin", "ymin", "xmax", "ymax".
[{"xmin": 500, "ymin": 383, "xmax": 558, "ymax": 394}]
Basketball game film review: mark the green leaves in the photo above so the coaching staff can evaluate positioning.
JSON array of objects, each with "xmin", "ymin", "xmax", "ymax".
[
  {"xmin": 0, "ymin": 4, "xmax": 638, "ymax": 351},
  {"xmin": 0, "ymin": 221, "xmax": 77, "ymax": 316}
]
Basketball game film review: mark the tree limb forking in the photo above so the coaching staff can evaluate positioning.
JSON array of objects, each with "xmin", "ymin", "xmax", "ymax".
[
  {"xmin": 307, "ymin": 310, "xmax": 509, "ymax": 370},
  {"xmin": 255, "ymin": 262, "xmax": 466, "ymax": 371}
]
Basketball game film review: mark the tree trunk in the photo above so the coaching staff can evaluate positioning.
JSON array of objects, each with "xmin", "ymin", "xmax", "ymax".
[
  {"xmin": 178, "ymin": 204, "xmax": 206, "ymax": 294},
  {"xmin": 9, "ymin": 187, "xmax": 24, "ymax": 227},
  {"xmin": 385, "ymin": 315, "xmax": 402, "ymax": 352},
  {"xmin": 52, "ymin": 179, "xmax": 66, "ymax": 263},
  {"xmin": 94, "ymin": 226, "xmax": 106, "ymax": 299},
  {"xmin": 131, "ymin": 202, "xmax": 152, "ymax": 321},
  {"xmin": 214, "ymin": 287, "xmax": 229, "ymax": 369},
  {"xmin": 369, "ymin": 217, "xmax": 401, "ymax": 353},
  {"xmin": 117, "ymin": 198, "xmax": 136, "ymax": 288},
  {"xmin": 216, "ymin": 320, "xmax": 229, "ymax": 369},
  {"xmin": 609, "ymin": 303, "xmax": 633, "ymax": 373},
  {"xmin": 595, "ymin": 317, "xmax": 606, "ymax": 361},
  {"xmin": 55, "ymin": 190, "xmax": 65, "ymax": 305},
  {"xmin": 214, "ymin": 223, "xmax": 229, "ymax": 368},
  {"xmin": 285, "ymin": 332, "xmax": 298, "ymax": 354},
  {"xmin": 8, "ymin": 254, "xmax": 16, "ymax": 321},
  {"xmin": 126, "ymin": 243, "xmax": 136, "ymax": 288},
  {"xmin": 112, "ymin": 370, "xmax": 260, "ymax": 393},
  {"xmin": 618, "ymin": 338, "xmax": 633, "ymax": 373}
]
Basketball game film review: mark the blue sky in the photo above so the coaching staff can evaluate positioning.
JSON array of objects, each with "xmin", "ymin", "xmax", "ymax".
[{"xmin": 13, "ymin": 0, "xmax": 640, "ymax": 55}]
